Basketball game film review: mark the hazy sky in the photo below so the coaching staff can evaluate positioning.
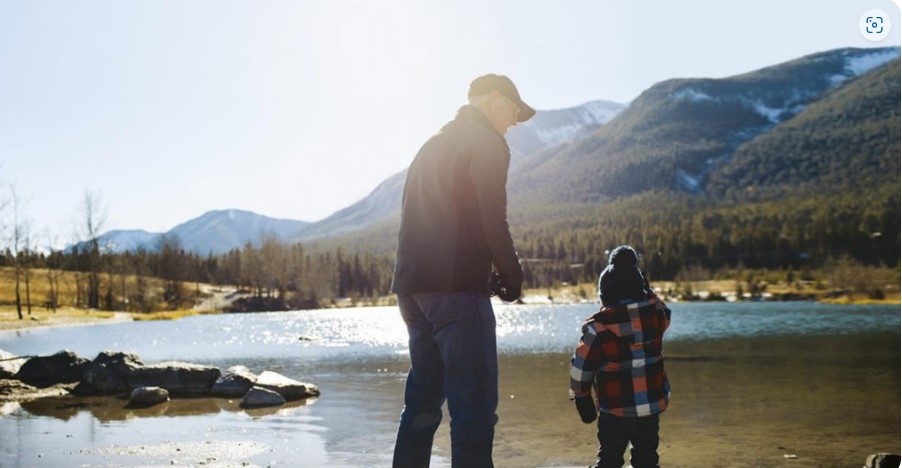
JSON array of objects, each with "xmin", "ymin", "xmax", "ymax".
[{"xmin": 1, "ymin": 0, "xmax": 900, "ymax": 239}]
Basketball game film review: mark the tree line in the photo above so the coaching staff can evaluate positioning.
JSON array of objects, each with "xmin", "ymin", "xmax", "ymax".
[
  {"xmin": 0, "ymin": 238, "xmax": 395, "ymax": 313},
  {"xmin": 512, "ymin": 185, "xmax": 899, "ymax": 288},
  {"xmin": 2, "ymin": 180, "xmax": 898, "ymax": 315}
]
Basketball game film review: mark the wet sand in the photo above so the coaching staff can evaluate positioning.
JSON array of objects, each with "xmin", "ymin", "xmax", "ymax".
[
  {"xmin": 2, "ymin": 331, "xmax": 899, "ymax": 467},
  {"xmin": 491, "ymin": 333, "xmax": 900, "ymax": 467}
]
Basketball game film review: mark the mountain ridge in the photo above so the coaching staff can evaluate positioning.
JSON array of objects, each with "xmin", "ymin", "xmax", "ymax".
[{"xmin": 90, "ymin": 46, "xmax": 900, "ymax": 263}]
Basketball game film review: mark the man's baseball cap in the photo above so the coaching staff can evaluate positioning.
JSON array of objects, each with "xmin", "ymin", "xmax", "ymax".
[{"xmin": 468, "ymin": 74, "xmax": 536, "ymax": 122}]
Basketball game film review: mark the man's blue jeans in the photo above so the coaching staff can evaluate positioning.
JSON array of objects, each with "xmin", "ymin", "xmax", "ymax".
[{"xmin": 392, "ymin": 292, "xmax": 499, "ymax": 468}]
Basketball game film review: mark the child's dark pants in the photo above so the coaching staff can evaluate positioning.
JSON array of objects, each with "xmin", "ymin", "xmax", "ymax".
[{"xmin": 594, "ymin": 413, "xmax": 660, "ymax": 468}]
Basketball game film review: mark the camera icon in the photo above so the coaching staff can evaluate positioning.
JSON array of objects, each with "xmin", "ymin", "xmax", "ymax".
[
  {"xmin": 866, "ymin": 16, "xmax": 884, "ymax": 34},
  {"xmin": 860, "ymin": 10, "xmax": 892, "ymax": 42}
]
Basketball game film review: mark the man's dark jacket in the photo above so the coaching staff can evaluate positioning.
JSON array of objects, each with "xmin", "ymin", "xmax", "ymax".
[{"xmin": 391, "ymin": 105, "xmax": 523, "ymax": 294}]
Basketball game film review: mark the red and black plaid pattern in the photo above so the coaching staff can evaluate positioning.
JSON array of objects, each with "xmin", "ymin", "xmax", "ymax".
[{"xmin": 570, "ymin": 294, "xmax": 671, "ymax": 417}]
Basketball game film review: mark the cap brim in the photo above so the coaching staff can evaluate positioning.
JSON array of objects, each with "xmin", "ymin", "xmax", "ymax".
[{"xmin": 516, "ymin": 102, "xmax": 536, "ymax": 122}]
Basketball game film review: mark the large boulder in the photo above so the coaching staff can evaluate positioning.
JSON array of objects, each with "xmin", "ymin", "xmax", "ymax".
[
  {"xmin": 15, "ymin": 350, "xmax": 90, "ymax": 387},
  {"xmin": 254, "ymin": 371, "xmax": 319, "ymax": 401},
  {"xmin": 125, "ymin": 386, "xmax": 170, "ymax": 408},
  {"xmin": 240, "ymin": 386, "xmax": 286, "ymax": 408},
  {"xmin": 211, "ymin": 365, "xmax": 257, "ymax": 398},
  {"xmin": 0, "ymin": 349, "xmax": 26, "ymax": 379},
  {"xmin": 124, "ymin": 361, "xmax": 220, "ymax": 396},
  {"xmin": 83, "ymin": 351, "xmax": 145, "ymax": 394}
]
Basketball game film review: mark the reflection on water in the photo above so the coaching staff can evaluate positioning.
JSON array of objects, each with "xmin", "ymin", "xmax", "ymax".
[
  {"xmin": 16, "ymin": 394, "xmax": 315, "ymax": 422},
  {"xmin": 0, "ymin": 303, "xmax": 898, "ymax": 467},
  {"xmin": 0, "ymin": 302, "xmax": 897, "ymax": 362}
]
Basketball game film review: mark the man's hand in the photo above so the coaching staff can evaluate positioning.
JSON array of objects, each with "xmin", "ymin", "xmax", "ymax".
[{"xmin": 489, "ymin": 272, "xmax": 521, "ymax": 303}]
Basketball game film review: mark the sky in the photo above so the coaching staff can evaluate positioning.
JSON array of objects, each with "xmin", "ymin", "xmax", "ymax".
[{"xmin": 1, "ymin": 0, "xmax": 900, "ymax": 242}]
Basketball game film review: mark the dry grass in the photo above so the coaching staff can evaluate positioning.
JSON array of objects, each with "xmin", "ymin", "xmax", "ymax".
[
  {"xmin": 0, "ymin": 306, "xmax": 122, "ymax": 332},
  {"xmin": 130, "ymin": 309, "xmax": 221, "ymax": 321},
  {"xmin": 525, "ymin": 278, "xmax": 900, "ymax": 304},
  {"xmin": 0, "ymin": 266, "xmax": 227, "ymax": 331},
  {"xmin": 0, "ymin": 266, "xmax": 213, "ymax": 312}
]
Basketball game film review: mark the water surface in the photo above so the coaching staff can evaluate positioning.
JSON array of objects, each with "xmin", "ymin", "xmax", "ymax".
[{"xmin": 0, "ymin": 302, "xmax": 898, "ymax": 467}]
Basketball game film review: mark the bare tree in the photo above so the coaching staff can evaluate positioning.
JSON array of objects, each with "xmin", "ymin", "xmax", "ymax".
[
  {"xmin": 7, "ymin": 184, "xmax": 32, "ymax": 319},
  {"xmin": 79, "ymin": 190, "xmax": 107, "ymax": 309},
  {"xmin": 156, "ymin": 234, "xmax": 185, "ymax": 309},
  {"xmin": 43, "ymin": 231, "xmax": 62, "ymax": 312},
  {"xmin": 259, "ymin": 232, "xmax": 287, "ymax": 299}
]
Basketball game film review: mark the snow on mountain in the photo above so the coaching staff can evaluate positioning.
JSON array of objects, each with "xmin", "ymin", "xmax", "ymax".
[
  {"xmin": 96, "ymin": 230, "xmax": 163, "ymax": 252},
  {"xmin": 84, "ymin": 210, "xmax": 311, "ymax": 255},
  {"xmin": 508, "ymin": 100, "xmax": 624, "ymax": 156},
  {"xmin": 844, "ymin": 48, "xmax": 900, "ymax": 76},
  {"xmin": 828, "ymin": 48, "xmax": 900, "ymax": 85},
  {"xmin": 168, "ymin": 209, "xmax": 311, "ymax": 255}
]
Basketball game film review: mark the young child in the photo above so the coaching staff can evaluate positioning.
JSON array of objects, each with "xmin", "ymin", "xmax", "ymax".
[{"xmin": 569, "ymin": 245, "xmax": 672, "ymax": 468}]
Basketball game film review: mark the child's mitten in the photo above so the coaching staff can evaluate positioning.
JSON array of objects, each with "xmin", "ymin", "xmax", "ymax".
[{"xmin": 574, "ymin": 396, "xmax": 597, "ymax": 424}]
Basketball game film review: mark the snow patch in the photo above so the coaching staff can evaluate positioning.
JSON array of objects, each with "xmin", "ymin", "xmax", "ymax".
[
  {"xmin": 534, "ymin": 123, "xmax": 584, "ymax": 147},
  {"xmin": 828, "ymin": 74, "xmax": 847, "ymax": 86},
  {"xmin": 673, "ymin": 88, "xmax": 716, "ymax": 102},
  {"xmin": 749, "ymin": 100, "xmax": 785, "ymax": 123},
  {"xmin": 675, "ymin": 169, "xmax": 701, "ymax": 192},
  {"xmin": 845, "ymin": 49, "xmax": 900, "ymax": 77},
  {"xmin": 581, "ymin": 101, "xmax": 624, "ymax": 124}
]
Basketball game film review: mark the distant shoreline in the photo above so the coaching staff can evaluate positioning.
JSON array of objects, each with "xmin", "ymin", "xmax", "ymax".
[{"xmin": 2, "ymin": 292, "xmax": 898, "ymax": 334}]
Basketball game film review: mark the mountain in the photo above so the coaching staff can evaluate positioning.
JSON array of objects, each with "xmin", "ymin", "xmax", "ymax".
[
  {"xmin": 506, "ymin": 100, "xmax": 625, "ymax": 161},
  {"xmin": 708, "ymin": 53, "xmax": 901, "ymax": 196},
  {"xmin": 507, "ymin": 47, "xmax": 901, "ymax": 205},
  {"xmin": 166, "ymin": 209, "xmax": 310, "ymax": 255},
  {"xmin": 90, "ymin": 209, "xmax": 311, "ymax": 255},
  {"xmin": 293, "ymin": 170, "xmax": 406, "ymax": 241},
  {"xmin": 291, "ymin": 99, "xmax": 625, "ymax": 244}
]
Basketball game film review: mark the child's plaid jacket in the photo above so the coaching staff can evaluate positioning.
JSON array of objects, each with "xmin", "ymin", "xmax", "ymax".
[{"xmin": 570, "ymin": 293, "xmax": 671, "ymax": 417}]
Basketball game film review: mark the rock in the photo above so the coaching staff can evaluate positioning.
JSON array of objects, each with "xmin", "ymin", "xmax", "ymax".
[
  {"xmin": 15, "ymin": 350, "xmax": 90, "ymax": 387},
  {"xmin": 865, "ymin": 453, "xmax": 902, "ymax": 468},
  {"xmin": 83, "ymin": 351, "xmax": 145, "ymax": 394},
  {"xmin": 211, "ymin": 365, "xmax": 257, "ymax": 398},
  {"xmin": 0, "ymin": 379, "xmax": 74, "ymax": 401},
  {"xmin": 125, "ymin": 386, "xmax": 170, "ymax": 408},
  {"xmin": 124, "ymin": 361, "xmax": 220, "ymax": 396},
  {"xmin": 0, "ymin": 349, "xmax": 26, "ymax": 379},
  {"xmin": 0, "ymin": 379, "xmax": 40, "ymax": 399},
  {"xmin": 240, "ymin": 386, "xmax": 286, "ymax": 408},
  {"xmin": 254, "ymin": 371, "xmax": 319, "ymax": 401}
]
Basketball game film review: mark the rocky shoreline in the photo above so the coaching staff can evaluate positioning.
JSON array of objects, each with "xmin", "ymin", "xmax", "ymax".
[{"xmin": 0, "ymin": 348, "xmax": 319, "ymax": 409}]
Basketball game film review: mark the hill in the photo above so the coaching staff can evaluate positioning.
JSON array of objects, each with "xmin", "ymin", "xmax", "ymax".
[{"xmin": 507, "ymin": 47, "xmax": 900, "ymax": 204}]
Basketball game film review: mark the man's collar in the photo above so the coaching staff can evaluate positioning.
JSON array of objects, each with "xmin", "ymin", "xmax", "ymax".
[{"xmin": 456, "ymin": 105, "xmax": 499, "ymax": 135}]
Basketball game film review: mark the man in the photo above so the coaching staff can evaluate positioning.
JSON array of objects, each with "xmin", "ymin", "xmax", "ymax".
[{"xmin": 391, "ymin": 74, "xmax": 535, "ymax": 468}]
